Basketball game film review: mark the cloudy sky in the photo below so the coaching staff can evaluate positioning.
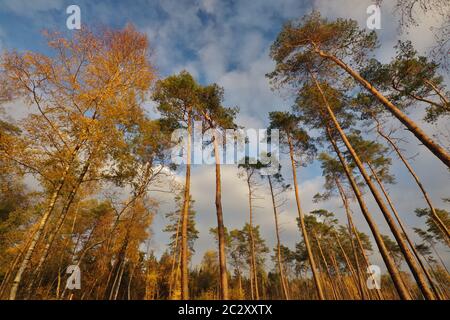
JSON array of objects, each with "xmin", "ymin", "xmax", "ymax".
[{"xmin": 0, "ymin": 0, "xmax": 448, "ymax": 271}]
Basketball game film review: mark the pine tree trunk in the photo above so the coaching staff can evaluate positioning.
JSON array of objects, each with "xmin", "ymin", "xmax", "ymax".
[
  {"xmin": 246, "ymin": 176, "xmax": 260, "ymax": 300},
  {"xmin": 237, "ymin": 271, "xmax": 243, "ymax": 299},
  {"xmin": 314, "ymin": 233, "xmax": 340, "ymax": 299},
  {"xmin": 288, "ymin": 137, "xmax": 325, "ymax": 300},
  {"xmin": 335, "ymin": 178, "xmax": 366, "ymax": 299},
  {"xmin": 169, "ymin": 210, "xmax": 182, "ymax": 299},
  {"xmin": 374, "ymin": 120, "xmax": 450, "ymax": 244},
  {"xmin": 212, "ymin": 129, "xmax": 229, "ymax": 300},
  {"xmin": 181, "ymin": 112, "xmax": 192, "ymax": 300},
  {"xmin": 367, "ymin": 161, "xmax": 442, "ymax": 299},
  {"xmin": 268, "ymin": 176, "xmax": 290, "ymax": 300},
  {"xmin": 315, "ymin": 49, "xmax": 450, "ymax": 168},
  {"xmin": 312, "ymin": 75, "xmax": 435, "ymax": 300},
  {"xmin": 430, "ymin": 243, "xmax": 450, "ymax": 274},
  {"xmin": 334, "ymin": 232, "xmax": 364, "ymax": 299},
  {"xmin": 326, "ymin": 126, "xmax": 411, "ymax": 299},
  {"xmin": 328, "ymin": 248, "xmax": 351, "ymax": 299}
]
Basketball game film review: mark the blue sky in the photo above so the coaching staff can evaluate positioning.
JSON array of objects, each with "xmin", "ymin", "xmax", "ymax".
[{"xmin": 1, "ymin": 0, "xmax": 449, "ymax": 271}]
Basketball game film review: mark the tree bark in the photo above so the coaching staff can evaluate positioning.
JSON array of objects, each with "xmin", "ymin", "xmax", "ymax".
[
  {"xmin": 335, "ymin": 178, "xmax": 366, "ymax": 300},
  {"xmin": 29, "ymin": 156, "xmax": 92, "ymax": 293},
  {"xmin": 9, "ymin": 143, "xmax": 81, "ymax": 300},
  {"xmin": 312, "ymin": 75, "xmax": 436, "ymax": 299},
  {"xmin": 246, "ymin": 175, "xmax": 260, "ymax": 300},
  {"xmin": 374, "ymin": 120, "xmax": 450, "ymax": 244},
  {"xmin": 367, "ymin": 161, "xmax": 443, "ymax": 299},
  {"xmin": 326, "ymin": 126, "xmax": 411, "ymax": 299},
  {"xmin": 169, "ymin": 209, "xmax": 182, "ymax": 299},
  {"xmin": 314, "ymin": 232, "xmax": 340, "ymax": 299},
  {"xmin": 212, "ymin": 129, "xmax": 229, "ymax": 300},
  {"xmin": 180, "ymin": 112, "xmax": 192, "ymax": 300},
  {"xmin": 268, "ymin": 176, "xmax": 290, "ymax": 300},
  {"xmin": 288, "ymin": 137, "xmax": 325, "ymax": 300},
  {"xmin": 315, "ymin": 48, "xmax": 450, "ymax": 168}
]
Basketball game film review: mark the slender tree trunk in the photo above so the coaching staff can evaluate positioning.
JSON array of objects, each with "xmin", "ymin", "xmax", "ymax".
[
  {"xmin": 112, "ymin": 260, "xmax": 126, "ymax": 300},
  {"xmin": 335, "ymin": 178, "xmax": 366, "ymax": 300},
  {"xmin": 249, "ymin": 261, "xmax": 255, "ymax": 300},
  {"xmin": 334, "ymin": 232, "xmax": 364, "ymax": 299},
  {"xmin": 288, "ymin": 137, "xmax": 325, "ymax": 300},
  {"xmin": 326, "ymin": 126, "xmax": 411, "ymax": 299},
  {"xmin": 246, "ymin": 177, "xmax": 260, "ymax": 300},
  {"xmin": 268, "ymin": 176, "xmax": 290, "ymax": 300},
  {"xmin": 367, "ymin": 161, "xmax": 442, "ymax": 299},
  {"xmin": 237, "ymin": 271, "xmax": 243, "ymax": 299},
  {"xmin": 328, "ymin": 248, "xmax": 351, "ymax": 299},
  {"xmin": 420, "ymin": 253, "xmax": 447, "ymax": 299},
  {"xmin": 169, "ymin": 210, "xmax": 182, "ymax": 299},
  {"xmin": 374, "ymin": 120, "xmax": 450, "ymax": 244},
  {"xmin": 212, "ymin": 129, "xmax": 229, "ymax": 300},
  {"xmin": 28, "ymin": 157, "xmax": 92, "ymax": 294},
  {"xmin": 0, "ymin": 226, "xmax": 37, "ymax": 298},
  {"xmin": 315, "ymin": 48, "xmax": 450, "ymax": 168},
  {"xmin": 127, "ymin": 263, "xmax": 136, "ymax": 300},
  {"xmin": 9, "ymin": 144, "xmax": 81, "ymax": 300},
  {"xmin": 174, "ymin": 244, "xmax": 183, "ymax": 300},
  {"xmin": 429, "ymin": 243, "xmax": 450, "ymax": 274},
  {"xmin": 314, "ymin": 233, "xmax": 340, "ymax": 299},
  {"xmin": 312, "ymin": 76, "xmax": 435, "ymax": 300},
  {"xmin": 181, "ymin": 112, "xmax": 192, "ymax": 300}
]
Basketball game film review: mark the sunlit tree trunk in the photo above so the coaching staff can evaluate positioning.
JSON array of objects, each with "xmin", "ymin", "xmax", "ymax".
[
  {"xmin": 367, "ymin": 161, "xmax": 443, "ymax": 299},
  {"xmin": 288, "ymin": 136, "xmax": 325, "ymax": 300},
  {"xmin": 268, "ymin": 176, "xmax": 290, "ymax": 300},
  {"xmin": 335, "ymin": 178, "xmax": 366, "ymax": 300},
  {"xmin": 245, "ymin": 176, "xmax": 259, "ymax": 300},
  {"xmin": 374, "ymin": 120, "xmax": 450, "ymax": 244},
  {"xmin": 9, "ymin": 144, "xmax": 81, "ymax": 300},
  {"xmin": 181, "ymin": 112, "xmax": 192, "ymax": 300},
  {"xmin": 169, "ymin": 210, "xmax": 182, "ymax": 299},
  {"xmin": 212, "ymin": 129, "xmax": 229, "ymax": 300},
  {"xmin": 312, "ymin": 76, "xmax": 435, "ymax": 300},
  {"xmin": 237, "ymin": 270, "xmax": 244, "ymax": 299},
  {"xmin": 328, "ymin": 248, "xmax": 352, "ymax": 299},
  {"xmin": 315, "ymin": 48, "xmax": 450, "ymax": 168},
  {"xmin": 326, "ymin": 126, "xmax": 410, "ymax": 299},
  {"xmin": 334, "ymin": 233, "xmax": 365, "ymax": 299},
  {"xmin": 0, "ymin": 226, "xmax": 37, "ymax": 298},
  {"xmin": 314, "ymin": 232, "xmax": 340, "ymax": 299},
  {"xmin": 28, "ymin": 156, "xmax": 92, "ymax": 294}
]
